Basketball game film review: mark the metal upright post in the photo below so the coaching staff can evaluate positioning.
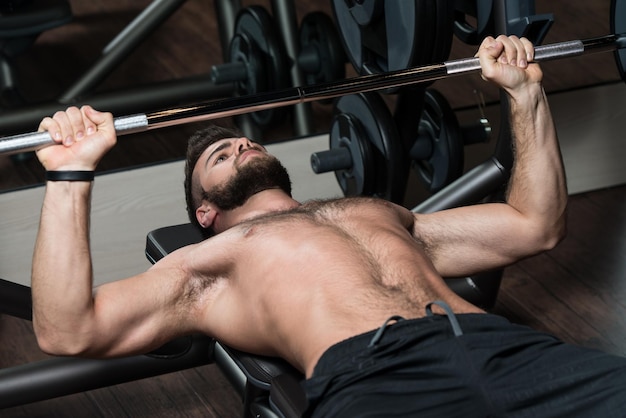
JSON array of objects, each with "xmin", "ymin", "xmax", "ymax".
[
  {"xmin": 214, "ymin": 0, "xmax": 241, "ymax": 61},
  {"xmin": 271, "ymin": 0, "xmax": 313, "ymax": 137}
]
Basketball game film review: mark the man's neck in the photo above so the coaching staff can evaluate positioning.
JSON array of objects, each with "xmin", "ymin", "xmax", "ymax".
[{"xmin": 214, "ymin": 189, "xmax": 300, "ymax": 233}]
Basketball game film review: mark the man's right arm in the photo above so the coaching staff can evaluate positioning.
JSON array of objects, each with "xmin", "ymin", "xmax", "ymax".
[
  {"xmin": 31, "ymin": 107, "xmax": 204, "ymax": 357},
  {"xmin": 412, "ymin": 36, "xmax": 567, "ymax": 278}
]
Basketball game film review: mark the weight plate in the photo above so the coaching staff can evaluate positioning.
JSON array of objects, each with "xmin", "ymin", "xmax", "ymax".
[
  {"xmin": 329, "ymin": 112, "xmax": 374, "ymax": 197},
  {"xmin": 402, "ymin": 0, "xmax": 434, "ymax": 69},
  {"xmin": 611, "ymin": 0, "xmax": 626, "ymax": 83},
  {"xmin": 231, "ymin": 6, "xmax": 288, "ymax": 127},
  {"xmin": 432, "ymin": 0, "xmax": 456, "ymax": 61},
  {"xmin": 410, "ymin": 89, "xmax": 464, "ymax": 193},
  {"xmin": 332, "ymin": 92, "xmax": 405, "ymax": 202},
  {"xmin": 298, "ymin": 12, "xmax": 347, "ymax": 87},
  {"xmin": 453, "ymin": 0, "xmax": 494, "ymax": 45},
  {"xmin": 332, "ymin": 0, "xmax": 437, "ymax": 76},
  {"xmin": 230, "ymin": 33, "xmax": 267, "ymax": 95}
]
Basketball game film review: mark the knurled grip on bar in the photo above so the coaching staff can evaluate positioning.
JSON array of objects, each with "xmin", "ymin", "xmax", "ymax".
[
  {"xmin": 0, "ymin": 114, "xmax": 149, "ymax": 155},
  {"xmin": 445, "ymin": 39, "xmax": 585, "ymax": 75}
]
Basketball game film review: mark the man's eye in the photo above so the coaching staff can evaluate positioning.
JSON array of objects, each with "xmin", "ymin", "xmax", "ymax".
[{"xmin": 215, "ymin": 155, "xmax": 227, "ymax": 164}]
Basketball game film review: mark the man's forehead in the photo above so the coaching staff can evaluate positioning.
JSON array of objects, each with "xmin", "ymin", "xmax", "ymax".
[
  {"xmin": 204, "ymin": 137, "xmax": 265, "ymax": 153},
  {"xmin": 206, "ymin": 137, "xmax": 239, "ymax": 153}
]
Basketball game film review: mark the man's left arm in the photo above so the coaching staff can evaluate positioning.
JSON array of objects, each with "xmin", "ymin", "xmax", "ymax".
[{"xmin": 413, "ymin": 36, "xmax": 567, "ymax": 277}]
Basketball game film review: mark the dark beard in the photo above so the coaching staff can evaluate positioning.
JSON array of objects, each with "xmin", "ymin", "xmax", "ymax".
[{"xmin": 203, "ymin": 155, "xmax": 292, "ymax": 211}]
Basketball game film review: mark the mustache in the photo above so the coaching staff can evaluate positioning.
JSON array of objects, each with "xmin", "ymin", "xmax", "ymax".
[{"xmin": 234, "ymin": 145, "xmax": 267, "ymax": 165}]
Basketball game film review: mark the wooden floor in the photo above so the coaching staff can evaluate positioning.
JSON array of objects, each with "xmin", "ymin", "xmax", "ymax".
[
  {"xmin": 496, "ymin": 186, "xmax": 626, "ymax": 356},
  {"xmin": 0, "ymin": 0, "xmax": 625, "ymax": 416}
]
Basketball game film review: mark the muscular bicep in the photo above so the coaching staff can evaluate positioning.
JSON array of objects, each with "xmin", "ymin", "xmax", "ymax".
[
  {"xmin": 412, "ymin": 203, "xmax": 550, "ymax": 277},
  {"xmin": 86, "ymin": 236, "xmax": 238, "ymax": 358},
  {"xmin": 84, "ymin": 266, "xmax": 191, "ymax": 357},
  {"xmin": 80, "ymin": 244, "xmax": 211, "ymax": 357}
]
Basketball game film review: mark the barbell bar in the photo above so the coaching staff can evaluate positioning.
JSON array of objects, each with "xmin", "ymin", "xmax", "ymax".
[{"xmin": 0, "ymin": 33, "xmax": 624, "ymax": 157}]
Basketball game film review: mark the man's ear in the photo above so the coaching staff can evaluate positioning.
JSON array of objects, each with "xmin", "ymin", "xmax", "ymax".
[{"xmin": 195, "ymin": 202, "xmax": 218, "ymax": 229}]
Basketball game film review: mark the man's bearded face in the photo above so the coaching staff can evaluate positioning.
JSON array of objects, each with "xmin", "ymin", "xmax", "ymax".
[{"xmin": 202, "ymin": 153, "xmax": 291, "ymax": 211}]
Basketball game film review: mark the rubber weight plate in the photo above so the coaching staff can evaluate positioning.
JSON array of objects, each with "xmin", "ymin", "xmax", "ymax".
[
  {"xmin": 332, "ymin": 92, "xmax": 405, "ymax": 202},
  {"xmin": 328, "ymin": 112, "xmax": 375, "ymax": 197},
  {"xmin": 432, "ymin": 0, "xmax": 456, "ymax": 61},
  {"xmin": 453, "ymin": 0, "xmax": 494, "ymax": 45},
  {"xmin": 298, "ymin": 12, "xmax": 347, "ymax": 86},
  {"xmin": 231, "ymin": 6, "xmax": 289, "ymax": 127},
  {"xmin": 409, "ymin": 89, "xmax": 464, "ymax": 193},
  {"xmin": 332, "ymin": 0, "xmax": 436, "ymax": 75}
]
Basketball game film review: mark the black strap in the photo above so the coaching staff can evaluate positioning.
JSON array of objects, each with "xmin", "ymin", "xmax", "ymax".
[{"xmin": 45, "ymin": 171, "xmax": 95, "ymax": 182}]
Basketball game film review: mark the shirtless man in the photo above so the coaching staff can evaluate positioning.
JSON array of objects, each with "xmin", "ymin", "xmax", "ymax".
[{"xmin": 32, "ymin": 36, "xmax": 626, "ymax": 416}]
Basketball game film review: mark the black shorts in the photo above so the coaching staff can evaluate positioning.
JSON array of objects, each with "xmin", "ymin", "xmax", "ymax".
[{"xmin": 303, "ymin": 312, "xmax": 626, "ymax": 417}]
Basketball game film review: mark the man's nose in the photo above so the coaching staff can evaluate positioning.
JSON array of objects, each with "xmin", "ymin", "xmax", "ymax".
[{"xmin": 235, "ymin": 137, "xmax": 253, "ymax": 154}]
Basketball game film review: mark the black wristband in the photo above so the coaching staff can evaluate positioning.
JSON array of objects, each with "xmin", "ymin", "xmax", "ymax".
[{"xmin": 45, "ymin": 170, "xmax": 95, "ymax": 182}]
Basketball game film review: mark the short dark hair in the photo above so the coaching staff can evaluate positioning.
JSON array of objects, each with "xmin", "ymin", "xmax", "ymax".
[{"xmin": 184, "ymin": 125, "xmax": 243, "ymax": 233}]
